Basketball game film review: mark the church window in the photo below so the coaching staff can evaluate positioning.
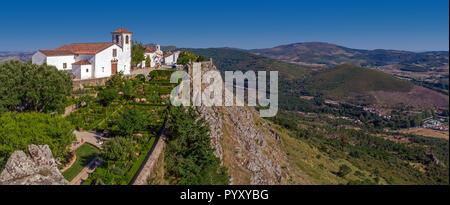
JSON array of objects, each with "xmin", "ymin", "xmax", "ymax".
[
  {"xmin": 113, "ymin": 49, "xmax": 117, "ymax": 57},
  {"xmin": 125, "ymin": 35, "xmax": 129, "ymax": 44},
  {"xmin": 63, "ymin": 63, "xmax": 67, "ymax": 69},
  {"xmin": 86, "ymin": 69, "xmax": 89, "ymax": 73},
  {"xmin": 102, "ymin": 67, "xmax": 104, "ymax": 72},
  {"xmin": 116, "ymin": 35, "xmax": 119, "ymax": 44}
]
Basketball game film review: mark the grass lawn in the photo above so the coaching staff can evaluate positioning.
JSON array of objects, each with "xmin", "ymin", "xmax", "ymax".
[{"xmin": 62, "ymin": 143, "xmax": 100, "ymax": 181}]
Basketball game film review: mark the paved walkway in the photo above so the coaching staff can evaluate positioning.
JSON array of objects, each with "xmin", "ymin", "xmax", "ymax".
[
  {"xmin": 74, "ymin": 130, "xmax": 108, "ymax": 149},
  {"xmin": 68, "ymin": 157, "xmax": 103, "ymax": 185}
]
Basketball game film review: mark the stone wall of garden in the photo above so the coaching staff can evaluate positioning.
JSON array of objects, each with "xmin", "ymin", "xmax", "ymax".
[{"xmin": 73, "ymin": 77, "xmax": 110, "ymax": 90}]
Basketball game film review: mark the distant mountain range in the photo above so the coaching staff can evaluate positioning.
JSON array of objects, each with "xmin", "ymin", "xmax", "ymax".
[
  {"xmin": 186, "ymin": 47, "xmax": 448, "ymax": 110},
  {"xmin": 249, "ymin": 42, "xmax": 449, "ymax": 94},
  {"xmin": 0, "ymin": 51, "xmax": 34, "ymax": 62},
  {"xmin": 250, "ymin": 42, "xmax": 449, "ymax": 70}
]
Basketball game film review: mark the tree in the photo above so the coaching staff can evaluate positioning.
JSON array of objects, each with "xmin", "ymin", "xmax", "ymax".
[
  {"xmin": 196, "ymin": 55, "xmax": 205, "ymax": 62},
  {"xmin": 101, "ymin": 137, "xmax": 133, "ymax": 161},
  {"xmin": 0, "ymin": 60, "xmax": 72, "ymax": 113},
  {"xmin": 106, "ymin": 72, "xmax": 126, "ymax": 89},
  {"xmin": 176, "ymin": 51, "xmax": 197, "ymax": 65},
  {"xmin": 115, "ymin": 107, "xmax": 148, "ymax": 136},
  {"xmin": 131, "ymin": 42, "xmax": 146, "ymax": 66},
  {"xmin": 98, "ymin": 88, "xmax": 118, "ymax": 106},
  {"xmin": 165, "ymin": 106, "xmax": 229, "ymax": 185},
  {"xmin": 0, "ymin": 112, "xmax": 75, "ymax": 167},
  {"xmin": 145, "ymin": 55, "xmax": 151, "ymax": 67}
]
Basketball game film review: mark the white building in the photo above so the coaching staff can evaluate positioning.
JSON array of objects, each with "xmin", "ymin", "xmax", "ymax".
[
  {"xmin": 138, "ymin": 45, "xmax": 163, "ymax": 68},
  {"xmin": 32, "ymin": 28, "xmax": 133, "ymax": 79},
  {"xmin": 163, "ymin": 51, "xmax": 180, "ymax": 65}
]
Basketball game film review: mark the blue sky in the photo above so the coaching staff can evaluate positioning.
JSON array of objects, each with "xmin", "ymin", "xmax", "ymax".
[{"xmin": 0, "ymin": 0, "xmax": 448, "ymax": 51}]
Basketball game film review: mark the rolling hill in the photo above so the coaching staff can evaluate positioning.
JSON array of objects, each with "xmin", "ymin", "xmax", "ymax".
[
  {"xmin": 250, "ymin": 42, "xmax": 449, "ymax": 70},
  {"xmin": 0, "ymin": 51, "xmax": 34, "ymax": 62},
  {"xmin": 185, "ymin": 48, "xmax": 311, "ymax": 80},
  {"xmin": 250, "ymin": 42, "xmax": 449, "ymax": 94},
  {"xmin": 185, "ymin": 48, "xmax": 448, "ymax": 110},
  {"xmin": 304, "ymin": 64, "xmax": 448, "ymax": 108},
  {"xmin": 179, "ymin": 49, "xmax": 449, "ymax": 185}
]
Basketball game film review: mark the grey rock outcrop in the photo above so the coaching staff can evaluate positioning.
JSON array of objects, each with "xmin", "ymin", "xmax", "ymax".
[
  {"xmin": 0, "ymin": 144, "xmax": 68, "ymax": 185},
  {"xmin": 187, "ymin": 61, "xmax": 288, "ymax": 185}
]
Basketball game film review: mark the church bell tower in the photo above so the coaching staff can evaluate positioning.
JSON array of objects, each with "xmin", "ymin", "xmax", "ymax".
[{"xmin": 111, "ymin": 27, "xmax": 133, "ymax": 74}]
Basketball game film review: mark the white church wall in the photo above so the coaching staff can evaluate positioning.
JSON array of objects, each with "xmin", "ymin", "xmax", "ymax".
[
  {"xmin": 72, "ymin": 64, "xmax": 93, "ymax": 79},
  {"xmin": 80, "ymin": 64, "xmax": 93, "ymax": 79},
  {"xmin": 74, "ymin": 54, "xmax": 94, "ymax": 62},
  {"xmin": 72, "ymin": 65, "xmax": 81, "ymax": 79},
  {"xmin": 94, "ymin": 44, "xmax": 130, "ymax": 78},
  {"xmin": 144, "ymin": 52, "xmax": 159, "ymax": 67},
  {"xmin": 46, "ymin": 55, "xmax": 75, "ymax": 71},
  {"xmin": 31, "ymin": 51, "xmax": 46, "ymax": 65},
  {"xmin": 120, "ymin": 33, "xmax": 132, "ymax": 74}
]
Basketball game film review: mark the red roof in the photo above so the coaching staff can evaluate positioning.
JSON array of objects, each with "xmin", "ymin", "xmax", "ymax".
[
  {"xmin": 39, "ymin": 49, "xmax": 74, "ymax": 56},
  {"xmin": 55, "ymin": 43, "xmax": 115, "ymax": 55},
  {"xmin": 145, "ymin": 47, "xmax": 155, "ymax": 53},
  {"xmin": 40, "ymin": 42, "xmax": 115, "ymax": 56},
  {"xmin": 72, "ymin": 60, "xmax": 91, "ymax": 65},
  {"xmin": 111, "ymin": 27, "xmax": 133, "ymax": 34}
]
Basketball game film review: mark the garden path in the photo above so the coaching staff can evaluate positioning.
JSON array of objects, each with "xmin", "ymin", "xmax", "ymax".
[
  {"xmin": 68, "ymin": 156, "xmax": 103, "ymax": 185},
  {"xmin": 74, "ymin": 131, "xmax": 107, "ymax": 149}
]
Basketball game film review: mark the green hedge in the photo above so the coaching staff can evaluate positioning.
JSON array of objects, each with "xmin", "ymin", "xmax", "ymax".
[{"xmin": 120, "ymin": 137, "xmax": 156, "ymax": 185}]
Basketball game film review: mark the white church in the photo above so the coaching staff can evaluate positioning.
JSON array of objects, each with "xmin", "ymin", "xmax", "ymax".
[{"xmin": 32, "ymin": 28, "xmax": 133, "ymax": 79}]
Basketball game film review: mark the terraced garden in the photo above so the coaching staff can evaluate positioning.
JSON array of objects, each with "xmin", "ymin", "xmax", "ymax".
[{"xmin": 63, "ymin": 70, "xmax": 178, "ymax": 185}]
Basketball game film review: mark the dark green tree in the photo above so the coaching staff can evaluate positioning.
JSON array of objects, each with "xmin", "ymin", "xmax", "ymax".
[
  {"xmin": 131, "ymin": 41, "xmax": 146, "ymax": 66},
  {"xmin": 164, "ymin": 106, "xmax": 229, "ymax": 185},
  {"xmin": 0, "ymin": 60, "xmax": 72, "ymax": 113},
  {"xmin": 196, "ymin": 55, "xmax": 205, "ymax": 62},
  {"xmin": 116, "ymin": 107, "xmax": 148, "ymax": 136},
  {"xmin": 101, "ymin": 137, "xmax": 134, "ymax": 161},
  {"xmin": 97, "ymin": 88, "xmax": 118, "ymax": 106},
  {"xmin": 176, "ymin": 51, "xmax": 197, "ymax": 65},
  {"xmin": 145, "ymin": 55, "xmax": 151, "ymax": 67}
]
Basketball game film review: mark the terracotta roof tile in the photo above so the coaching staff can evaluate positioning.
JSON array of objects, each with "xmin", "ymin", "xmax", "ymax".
[
  {"xmin": 39, "ymin": 49, "xmax": 74, "ymax": 56},
  {"xmin": 40, "ymin": 42, "xmax": 115, "ymax": 56},
  {"xmin": 111, "ymin": 27, "xmax": 133, "ymax": 34},
  {"xmin": 72, "ymin": 60, "xmax": 91, "ymax": 65},
  {"xmin": 145, "ymin": 47, "xmax": 155, "ymax": 53},
  {"xmin": 55, "ymin": 43, "xmax": 114, "ymax": 55}
]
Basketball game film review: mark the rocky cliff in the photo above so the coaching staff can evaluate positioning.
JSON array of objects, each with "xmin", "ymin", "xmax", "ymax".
[
  {"xmin": 190, "ymin": 61, "xmax": 292, "ymax": 185},
  {"xmin": 0, "ymin": 144, "xmax": 68, "ymax": 185}
]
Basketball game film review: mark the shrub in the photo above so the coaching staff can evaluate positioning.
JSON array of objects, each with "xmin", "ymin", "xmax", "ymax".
[
  {"xmin": 0, "ymin": 112, "xmax": 75, "ymax": 165},
  {"xmin": 115, "ymin": 107, "xmax": 148, "ymax": 136},
  {"xmin": 136, "ymin": 74, "xmax": 146, "ymax": 83},
  {"xmin": 98, "ymin": 88, "xmax": 118, "ymax": 106},
  {"xmin": 336, "ymin": 164, "xmax": 352, "ymax": 178},
  {"xmin": 102, "ymin": 137, "xmax": 134, "ymax": 161}
]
